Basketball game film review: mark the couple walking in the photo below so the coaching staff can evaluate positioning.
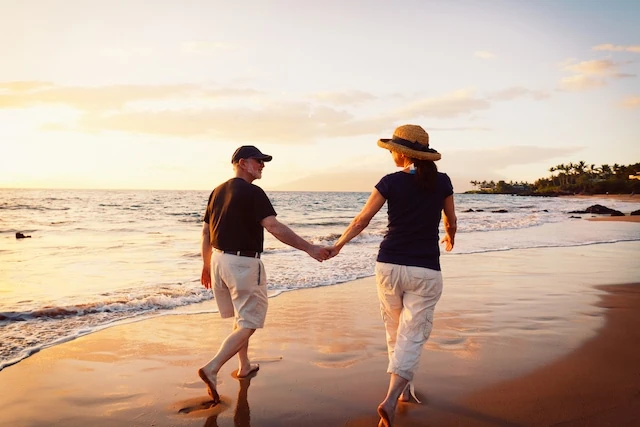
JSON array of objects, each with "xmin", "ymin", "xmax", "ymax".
[{"xmin": 198, "ymin": 124, "xmax": 457, "ymax": 426}]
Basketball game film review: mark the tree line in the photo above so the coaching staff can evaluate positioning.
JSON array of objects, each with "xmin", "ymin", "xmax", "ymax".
[{"xmin": 468, "ymin": 161, "xmax": 640, "ymax": 195}]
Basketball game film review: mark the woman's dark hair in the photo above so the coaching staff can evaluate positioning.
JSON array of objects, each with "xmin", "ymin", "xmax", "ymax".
[{"xmin": 411, "ymin": 158, "xmax": 438, "ymax": 192}]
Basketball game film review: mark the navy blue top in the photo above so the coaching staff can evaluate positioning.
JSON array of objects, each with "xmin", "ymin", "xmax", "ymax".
[{"xmin": 375, "ymin": 171, "xmax": 454, "ymax": 271}]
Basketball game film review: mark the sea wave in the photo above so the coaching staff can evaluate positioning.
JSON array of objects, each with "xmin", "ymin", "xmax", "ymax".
[
  {"xmin": 449, "ymin": 237, "xmax": 640, "ymax": 255},
  {"xmin": 0, "ymin": 288, "xmax": 212, "ymax": 322},
  {"xmin": 0, "ymin": 203, "xmax": 70, "ymax": 211}
]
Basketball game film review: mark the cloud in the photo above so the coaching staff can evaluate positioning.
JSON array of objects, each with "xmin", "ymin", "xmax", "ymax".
[
  {"xmin": 395, "ymin": 90, "xmax": 491, "ymax": 119},
  {"xmin": 592, "ymin": 44, "xmax": 640, "ymax": 53},
  {"xmin": 2, "ymin": 81, "xmax": 555, "ymax": 141},
  {"xmin": 429, "ymin": 126, "xmax": 492, "ymax": 131},
  {"xmin": 0, "ymin": 83, "xmax": 261, "ymax": 111},
  {"xmin": 620, "ymin": 95, "xmax": 640, "ymax": 109},
  {"xmin": 563, "ymin": 59, "xmax": 622, "ymax": 76},
  {"xmin": 0, "ymin": 81, "xmax": 54, "ymax": 92},
  {"xmin": 308, "ymin": 90, "xmax": 377, "ymax": 105},
  {"xmin": 181, "ymin": 41, "xmax": 231, "ymax": 56},
  {"xmin": 101, "ymin": 46, "xmax": 156, "ymax": 59},
  {"xmin": 49, "ymin": 102, "xmax": 390, "ymax": 143},
  {"xmin": 559, "ymin": 58, "xmax": 635, "ymax": 91},
  {"xmin": 474, "ymin": 51, "xmax": 496, "ymax": 59},
  {"xmin": 487, "ymin": 87, "xmax": 550, "ymax": 101},
  {"xmin": 560, "ymin": 75, "xmax": 607, "ymax": 91}
]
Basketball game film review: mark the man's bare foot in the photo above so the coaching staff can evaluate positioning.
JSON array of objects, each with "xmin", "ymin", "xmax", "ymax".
[
  {"xmin": 235, "ymin": 363, "xmax": 259, "ymax": 379},
  {"xmin": 198, "ymin": 368, "xmax": 220, "ymax": 404},
  {"xmin": 377, "ymin": 403, "xmax": 394, "ymax": 427}
]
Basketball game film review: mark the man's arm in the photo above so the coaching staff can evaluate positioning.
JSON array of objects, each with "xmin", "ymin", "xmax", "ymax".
[
  {"xmin": 261, "ymin": 216, "xmax": 329, "ymax": 262},
  {"xmin": 441, "ymin": 194, "xmax": 457, "ymax": 252},
  {"xmin": 201, "ymin": 222, "xmax": 212, "ymax": 288}
]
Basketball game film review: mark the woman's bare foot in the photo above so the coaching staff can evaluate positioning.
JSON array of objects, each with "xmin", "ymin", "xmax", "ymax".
[
  {"xmin": 198, "ymin": 368, "xmax": 220, "ymax": 404},
  {"xmin": 398, "ymin": 383, "xmax": 410, "ymax": 402},
  {"xmin": 377, "ymin": 402, "xmax": 395, "ymax": 427},
  {"xmin": 236, "ymin": 363, "xmax": 260, "ymax": 379},
  {"xmin": 398, "ymin": 382, "xmax": 421, "ymax": 403}
]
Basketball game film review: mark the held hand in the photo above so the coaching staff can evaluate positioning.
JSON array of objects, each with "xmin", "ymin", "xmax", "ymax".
[
  {"xmin": 307, "ymin": 244, "xmax": 331, "ymax": 262},
  {"xmin": 440, "ymin": 234, "xmax": 455, "ymax": 252},
  {"xmin": 327, "ymin": 245, "xmax": 341, "ymax": 259},
  {"xmin": 201, "ymin": 266, "xmax": 212, "ymax": 289}
]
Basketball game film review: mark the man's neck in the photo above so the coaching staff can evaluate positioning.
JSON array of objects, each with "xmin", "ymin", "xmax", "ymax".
[{"xmin": 234, "ymin": 171, "xmax": 255, "ymax": 183}]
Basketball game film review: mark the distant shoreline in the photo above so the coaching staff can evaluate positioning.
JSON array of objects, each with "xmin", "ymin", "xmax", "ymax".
[
  {"xmin": 560, "ymin": 193, "xmax": 638, "ymax": 203},
  {"xmin": 463, "ymin": 192, "xmax": 639, "ymax": 203}
]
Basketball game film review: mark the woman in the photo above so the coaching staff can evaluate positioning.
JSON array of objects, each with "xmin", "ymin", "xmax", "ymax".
[{"xmin": 330, "ymin": 124, "xmax": 457, "ymax": 427}]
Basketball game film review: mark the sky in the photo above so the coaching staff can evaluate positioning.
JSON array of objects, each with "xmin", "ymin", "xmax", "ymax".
[{"xmin": 1, "ymin": 0, "xmax": 639, "ymax": 192}]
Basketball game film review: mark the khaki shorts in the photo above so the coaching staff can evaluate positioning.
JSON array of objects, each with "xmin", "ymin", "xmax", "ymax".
[{"xmin": 210, "ymin": 251, "xmax": 268, "ymax": 329}]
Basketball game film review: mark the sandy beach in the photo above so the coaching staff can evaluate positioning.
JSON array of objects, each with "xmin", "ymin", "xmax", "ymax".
[
  {"xmin": 587, "ymin": 215, "xmax": 640, "ymax": 223},
  {"xmin": 560, "ymin": 194, "xmax": 639, "ymax": 203},
  {"xmin": 559, "ymin": 194, "xmax": 640, "ymax": 222},
  {"xmin": 1, "ymin": 241, "xmax": 639, "ymax": 427}
]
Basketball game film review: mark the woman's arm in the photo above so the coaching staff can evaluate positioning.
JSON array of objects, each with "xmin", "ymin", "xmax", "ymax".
[
  {"xmin": 332, "ymin": 189, "xmax": 386, "ymax": 254},
  {"xmin": 441, "ymin": 194, "xmax": 457, "ymax": 252}
]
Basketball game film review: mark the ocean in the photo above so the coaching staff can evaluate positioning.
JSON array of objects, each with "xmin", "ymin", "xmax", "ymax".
[{"xmin": 1, "ymin": 188, "xmax": 639, "ymax": 371}]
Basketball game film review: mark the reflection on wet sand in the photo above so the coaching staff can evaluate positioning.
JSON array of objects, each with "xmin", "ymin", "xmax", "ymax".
[
  {"xmin": 0, "ymin": 243, "xmax": 638, "ymax": 426},
  {"xmin": 203, "ymin": 371, "xmax": 256, "ymax": 427}
]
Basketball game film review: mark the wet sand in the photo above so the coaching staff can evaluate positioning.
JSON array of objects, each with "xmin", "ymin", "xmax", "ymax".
[
  {"xmin": 0, "ymin": 243, "xmax": 639, "ymax": 426},
  {"xmin": 587, "ymin": 215, "xmax": 640, "ymax": 223}
]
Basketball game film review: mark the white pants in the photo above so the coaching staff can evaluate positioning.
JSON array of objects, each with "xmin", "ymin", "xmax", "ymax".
[{"xmin": 375, "ymin": 261, "xmax": 443, "ymax": 381}]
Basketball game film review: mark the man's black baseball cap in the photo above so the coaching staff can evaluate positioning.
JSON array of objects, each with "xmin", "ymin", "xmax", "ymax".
[{"xmin": 231, "ymin": 145, "xmax": 273, "ymax": 163}]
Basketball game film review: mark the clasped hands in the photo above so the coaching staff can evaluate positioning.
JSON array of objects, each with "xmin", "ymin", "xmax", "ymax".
[{"xmin": 306, "ymin": 244, "xmax": 340, "ymax": 262}]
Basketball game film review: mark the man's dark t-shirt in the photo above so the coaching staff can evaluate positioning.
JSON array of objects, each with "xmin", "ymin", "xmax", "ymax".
[
  {"xmin": 203, "ymin": 178, "xmax": 277, "ymax": 253},
  {"xmin": 375, "ymin": 171, "xmax": 454, "ymax": 271}
]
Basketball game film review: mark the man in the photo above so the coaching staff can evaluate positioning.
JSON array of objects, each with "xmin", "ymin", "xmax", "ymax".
[{"xmin": 198, "ymin": 145, "xmax": 329, "ymax": 403}]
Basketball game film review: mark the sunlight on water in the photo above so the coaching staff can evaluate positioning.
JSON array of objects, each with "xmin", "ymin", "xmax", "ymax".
[{"xmin": 1, "ymin": 188, "xmax": 639, "ymax": 370}]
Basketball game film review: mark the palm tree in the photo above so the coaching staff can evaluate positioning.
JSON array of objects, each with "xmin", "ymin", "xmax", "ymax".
[
  {"xmin": 549, "ymin": 166, "xmax": 557, "ymax": 186},
  {"xmin": 557, "ymin": 164, "xmax": 567, "ymax": 186},
  {"xmin": 612, "ymin": 163, "xmax": 621, "ymax": 178}
]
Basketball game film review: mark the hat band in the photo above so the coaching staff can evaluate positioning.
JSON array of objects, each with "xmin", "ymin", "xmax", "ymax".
[{"xmin": 391, "ymin": 137, "xmax": 438, "ymax": 154}]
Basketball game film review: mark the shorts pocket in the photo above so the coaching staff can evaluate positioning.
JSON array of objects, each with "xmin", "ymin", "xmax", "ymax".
[
  {"xmin": 375, "ymin": 262, "xmax": 397, "ymax": 292},
  {"xmin": 423, "ymin": 310, "xmax": 435, "ymax": 339}
]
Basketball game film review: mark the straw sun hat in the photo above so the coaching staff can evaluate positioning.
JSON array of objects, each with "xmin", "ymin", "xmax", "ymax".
[{"xmin": 377, "ymin": 124, "xmax": 441, "ymax": 161}]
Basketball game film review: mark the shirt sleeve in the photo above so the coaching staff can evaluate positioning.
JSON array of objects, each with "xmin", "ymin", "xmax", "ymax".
[
  {"xmin": 253, "ymin": 187, "xmax": 277, "ymax": 222},
  {"xmin": 441, "ymin": 173, "xmax": 454, "ymax": 198},
  {"xmin": 203, "ymin": 190, "xmax": 214, "ymax": 224},
  {"xmin": 375, "ymin": 174, "xmax": 392, "ymax": 199}
]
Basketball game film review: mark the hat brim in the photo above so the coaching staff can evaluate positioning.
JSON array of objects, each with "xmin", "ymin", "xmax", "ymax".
[
  {"xmin": 251, "ymin": 154, "xmax": 273, "ymax": 162},
  {"xmin": 377, "ymin": 139, "xmax": 441, "ymax": 161}
]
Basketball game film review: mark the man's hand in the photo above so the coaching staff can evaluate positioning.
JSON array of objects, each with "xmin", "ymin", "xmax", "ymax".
[
  {"xmin": 307, "ymin": 245, "xmax": 332, "ymax": 262},
  {"xmin": 201, "ymin": 266, "xmax": 212, "ymax": 289},
  {"xmin": 441, "ymin": 234, "xmax": 455, "ymax": 252}
]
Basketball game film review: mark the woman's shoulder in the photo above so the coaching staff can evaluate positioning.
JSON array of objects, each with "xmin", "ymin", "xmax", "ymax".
[{"xmin": 437, "ymin": 171, "xmax": 452, "ymax": 182}]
